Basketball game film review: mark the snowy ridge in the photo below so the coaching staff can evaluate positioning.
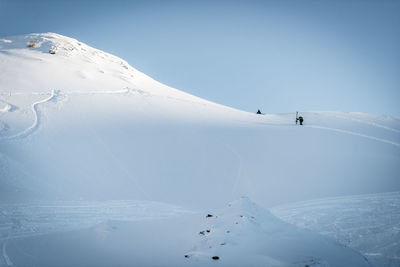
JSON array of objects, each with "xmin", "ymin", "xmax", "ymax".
[
  {"xmin": 184, "ymin": 197, "xmax": 369, "ymax": 266},
  {"xmin": 0, "ymin": 32, "xmax": 221, "ymax": 103}
]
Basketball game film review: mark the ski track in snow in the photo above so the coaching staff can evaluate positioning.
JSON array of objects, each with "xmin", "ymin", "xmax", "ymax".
[
  {"xmin": 1, "ymin": 89, "xmax": 400, "ymax": 148},
  {"xmin": 0, "ymin": 200, "xmax": 193, "ymax": 244},
  {"xmin": 0, "ymin": 104, "xmax": 11, "ymax": 113},
  {"xmin": 0, "ymin": 200, "xmax": 191, "ymax": 266},
  {"xmin": 2, "ymin": 242, "xmax": 13, "ymax": 266},
  {"xmin": 70, "ymin": 88, "xmax": 131, "ymax": 95},
  {"xmin": 89, "ymin": 129, "xmax": 152, "ymax": 200},
  {"xmin": 306, "ymin": 125, "xmax": 400, "ymax": 148},
  {"xmin": 225, "ymin": 144, "xmax": 245, "ymax": 199},
  {"xmin": 0, "ymin": 88, "xmax": 140, "ymax": 141},
  {"xmin": 330, "ymin": 113, "xmax": 400, "ymax": 134},
  {"xmin": 0, "ymin": 90, "xmax": 56, "ymax": 141}
]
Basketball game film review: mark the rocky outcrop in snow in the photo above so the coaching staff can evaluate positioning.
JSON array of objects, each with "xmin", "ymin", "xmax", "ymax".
[{"xmin": 184, "ymin": 197, "xmax": 370, "ymax": 266}]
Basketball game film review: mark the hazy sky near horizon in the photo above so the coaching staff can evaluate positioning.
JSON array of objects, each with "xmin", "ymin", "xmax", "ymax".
[{"xmin": 1, "ymin": 0, "xmax": 399, "ymax": 116}]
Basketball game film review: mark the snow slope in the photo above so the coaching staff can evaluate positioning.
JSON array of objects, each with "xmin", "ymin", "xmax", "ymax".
[
  {"xmin": 271, "ymin": 191, "xmax": 400, "ymax": 267},
  {"xmin": 0, "ymin": 32, "xmax": 399, "ymax": 266},
  {"xmin": 0, "ymin": 33, "xmax": 399, "ymax": 209}
]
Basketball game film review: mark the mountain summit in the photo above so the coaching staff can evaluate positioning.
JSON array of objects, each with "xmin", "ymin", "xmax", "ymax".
[{"xmin": 0, "ymin": 32, "xmax": 215, "ymax": 103}]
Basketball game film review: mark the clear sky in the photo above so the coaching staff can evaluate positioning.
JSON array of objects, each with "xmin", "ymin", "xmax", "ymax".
[{"xmin": 1, "ymin": 0, "xmax": 399, "ymax": 117}]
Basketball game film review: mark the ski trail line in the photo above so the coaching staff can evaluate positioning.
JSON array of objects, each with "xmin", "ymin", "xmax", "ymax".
[
  {"xmin": 2, "ymin": 242, "xmax": 13, "ymax": 266},
  {"xmin": 69, "ymin": 88, "xmax": 131, "ymax": 95},
  {"xmin": 330, "ymin": 114, "xmax": 400, "ymax": 134},
  {"xmin": 0, "ymin": 90, "xmax": 56, "ymax": 140},
  {"xmin": 0, "ymin": 88, "xmax": 140, "ymax": 141},
  {"xmin": 88, "ymin": 127, "xmax": 152, "ymax": 200},
  {"xmin": 306, "ymin": 125, "xmax": 400, "ymax": 148},
  {"xmin": 225, "ymin": 144, "xmax": 245, "ymax": 199}
]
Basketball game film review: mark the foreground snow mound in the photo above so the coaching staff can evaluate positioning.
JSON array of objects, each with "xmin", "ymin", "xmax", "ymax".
[
  {"xmin": 2, "ymin": 198, "xmax": 370, "ymax": 267},
  {"xmin": 184, "ymin": 197, "xmax": 369, "ymax": 266}
]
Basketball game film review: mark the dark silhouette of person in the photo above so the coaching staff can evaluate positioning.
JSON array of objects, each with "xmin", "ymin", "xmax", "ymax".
[
  {"xmin": 298, "ymin": 116, "xmax": 304, "ymax": 125},
  {"xmin": 256, "ymin": 109, "xmax": 262, "ymax": 114}
]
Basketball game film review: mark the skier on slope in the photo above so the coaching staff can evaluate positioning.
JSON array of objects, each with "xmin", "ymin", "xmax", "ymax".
[
  {"xmin": 256, "ymin": 109, "xmax": 262, "ymax": 114},
  {"xmin": 295, "ymin": 112, "xmax": 304, "ymax": 125},
  {"xmin": 298, "ymin": 116, "xmax": 304, "ymax": 125}
]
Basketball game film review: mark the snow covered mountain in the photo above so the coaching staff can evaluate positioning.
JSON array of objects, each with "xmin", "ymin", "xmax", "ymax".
[
  {"xmin": 0, "ymin": 33, "xmax": 399, "ymax": 266},
  {"xmin": 1, "ymin": 33, "xmax": 399, "ymax": 208}
]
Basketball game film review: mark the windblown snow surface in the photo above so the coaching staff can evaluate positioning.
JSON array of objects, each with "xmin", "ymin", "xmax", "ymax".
[
  {"xmin": 0, "ymin": 33, "xmax": 399, "ymax": 266},
  {"xmin": 271, "ymin": 192, "xmax": 400, "ymax": 267}
]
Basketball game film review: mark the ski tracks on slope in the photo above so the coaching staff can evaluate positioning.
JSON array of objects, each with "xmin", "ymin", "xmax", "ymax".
[
  {"xmin": 0, "ymin": 90, "xmax": 57, "ymax": 141},
  {"xmin": 0, "ymin": 88, "xmax": 140, "ymax": 141},
  {"xmin": 305, "ymin": 125, "xmax": 400, "ymax": 148},
  {"xmin": 2, "ymin": 242, "xmax": 13, "ymax": 266},
  {"xmin": 225, "ymin": 144, "xmax": 248, "ymax": 199},
  {"xmin": 330, "ymin": 113, "xmax": 400, "ymax": 134},
  {"xmin": 2, "ymin": 89, "xmax": 399, "ymax": 149}
]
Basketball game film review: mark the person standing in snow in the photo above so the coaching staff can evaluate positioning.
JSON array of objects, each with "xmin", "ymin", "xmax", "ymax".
[
  {"xmin": 256, "ymin": 109, "xmax": 262, "ymax": 114},
  {"xmin": 296, "ymin": 112, "xmax": 304, "ymax": 125},
  {"xmin": 298, "ymin": 116, "xmax": 304, "ymax": 125}
]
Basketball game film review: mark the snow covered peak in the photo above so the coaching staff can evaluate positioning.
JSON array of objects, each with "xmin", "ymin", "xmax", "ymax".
[
  {"xmin": 0, "ymin": 32, "xmax": 149, "ymax": 93},
  {"xmin": 0, "ymin": 32, "xmax": 250, "ymax": 119},
  {"xmin": 1, "ymin": 32, "xmax": 131, "ymax": 70},
  {"xmin": 1, "ymin": 32, "xmax": 85, "ymax": 56}
]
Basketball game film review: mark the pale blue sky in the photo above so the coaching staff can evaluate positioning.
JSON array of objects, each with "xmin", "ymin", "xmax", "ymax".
[{"xmin": 1, "ymin": 0, "xmax": 399, "ymax": 116}]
